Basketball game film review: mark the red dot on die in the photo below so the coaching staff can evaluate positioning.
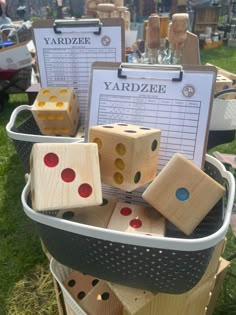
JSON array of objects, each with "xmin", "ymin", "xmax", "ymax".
[
  {"xmin": 44, "ymin": 152, "xmax": 59, "ymax": 167},
  {"xmin": 61, "ymin": 168, "xmax": 76, "ymax": 182},
  {"xmin": 130, "ymin": 219, "xmax": 142, "ymax": 229},
  {"xmin": 120, "ymin": 207, "xmax": 132, "ymax": 216},
  {"xmin": 78, "ymin": 183, "xmax": 92, "ymax": 198}
]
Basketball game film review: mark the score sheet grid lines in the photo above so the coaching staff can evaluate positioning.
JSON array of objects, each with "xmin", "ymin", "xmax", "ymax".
[
  {"xmin": 97, "ymin": 94, "xmax": 201, "ymax": 170},
  {"xmin": 87, "ymin": 64, "xmax": 216, "ymax": 204},
  {"xmin": 42, "ymin": 48, "xmax": 117, "ymax": 126},
  {"xmin": 33, "ymin": 21, "xmax": 123, "ymax": 127}
]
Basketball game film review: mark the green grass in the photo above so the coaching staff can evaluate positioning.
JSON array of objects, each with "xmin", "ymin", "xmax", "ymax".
[
  {"xmin": 0, "ymin": 45, "xmax": 236, "ymax": 314},
  {"xmin": 0, "ymin": 96, "xmax": 53, "ymax": 314},
  {"xmin": 199, "ymin": 46, "xmax": 236, "ymax": 315},
  {"xmin": 200, "ymin": 45, "xmax": 236, "ymax": 72}
]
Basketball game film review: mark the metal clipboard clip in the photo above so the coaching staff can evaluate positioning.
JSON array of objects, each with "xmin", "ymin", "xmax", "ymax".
[
  {"xmin": 53, "ymin": 19, "xmax": 102, "ymax": 35},
  {"xmin": 117, "ymin": 63, "xmax": 183, "ymax": 82}
]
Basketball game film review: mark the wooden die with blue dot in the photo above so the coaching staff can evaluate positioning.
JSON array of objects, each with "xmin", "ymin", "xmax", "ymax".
[
  {"xmin": 89, "ymin": 123, "xmax": 161, "ymax": 192},
  {"xmin": 142, "ymin": 153, "xmax": 225, "ymax": 235}
]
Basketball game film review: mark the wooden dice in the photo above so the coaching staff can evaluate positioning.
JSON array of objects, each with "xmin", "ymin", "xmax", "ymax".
[
  {"xmin": 56, "ymin": 194, "xmax": 118, "ymax": 228},
  {"xmin": 30, "ymin": 143, "xmax": 102, "ymax": 211},
  {"xmin": 89, "ymin": 123, "xmax": 161, "ymax": 192},
  {"xmin": 31, "ymin": 87, "xmax": 80, "ymax": 136},
  {"xmin": 107, "ymin": 201, "xmax": 165, "ymax": 236},
  {"xmin": 142, "ymin": 153, "xmax": 225, "ymax": 235},
  {"xmin": 63, "ymin": 271, "xmax": 99, "ymax": 303},
  {"xmin": 63, "ymin": 271, "xmax": 123, "ymax": 315},
  {"xmin": 215, "ymin": 74, "xmax": 233, "ymax": 94}
]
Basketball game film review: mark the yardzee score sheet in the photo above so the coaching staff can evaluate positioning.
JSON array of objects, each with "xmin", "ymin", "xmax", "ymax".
[
  {"xmin": 33, "ymin": 19, "xmax": 124, "ymax": 126},
  {"xmin": 87, "ymin": 63, "xmax": 217, "ymax": 204}
]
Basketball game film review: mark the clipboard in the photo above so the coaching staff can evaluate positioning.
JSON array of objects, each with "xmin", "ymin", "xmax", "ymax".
[
  {"xmin": 87, "ymin": 62, "xmax": 217, "ymax": 170},
  {"xmin": 32, "ymin": 18, "xmax": 125, "ymax": 127},
  {"xmin": 86, "ymin": 62, "xmax": 217, "ymax": 204}
]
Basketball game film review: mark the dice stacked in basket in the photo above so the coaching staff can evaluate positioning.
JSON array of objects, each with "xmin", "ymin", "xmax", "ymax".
[
  {"xmin": 12, "ymin": 86, "xmax": 234, "ymax": 306},
  {"xmin": 29, "ymin": 87, "xmax": 225, "ymax": 238}
]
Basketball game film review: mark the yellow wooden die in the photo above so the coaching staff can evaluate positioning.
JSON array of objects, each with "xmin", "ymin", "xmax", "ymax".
[{"xmin": 31, "ymin": 87, "xmax": 80, "ymax": 136}]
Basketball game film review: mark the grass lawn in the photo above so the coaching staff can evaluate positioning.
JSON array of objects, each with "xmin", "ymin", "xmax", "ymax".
[
  {"xmin": 0, "ymin": 45, "xmax": 236, "ymax": 314},
  {"xmin": 0, "ymin": 96, "xmax": 58, "ymax": 314}
]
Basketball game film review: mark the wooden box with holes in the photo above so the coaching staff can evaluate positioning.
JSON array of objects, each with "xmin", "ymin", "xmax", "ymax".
[{"xmin": 50, "ymin": 237, "xmax": 229, "ymax": 315}]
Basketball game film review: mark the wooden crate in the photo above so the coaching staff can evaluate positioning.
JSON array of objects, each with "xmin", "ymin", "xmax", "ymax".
[
  {"xmin": 203, "ymin": 40, "xmax": 224, "ymax": 49},
  {"xmin": 215, "ymin": 74, "xmax": 233, "ymax": 94},
  {"xmin": 49, "ymin": 238, "xmax": 227, "ymax": 315},
  {"xmin": 108, "ymin": 239, "xmax": 226, "ymax": 315},
  {"xmin": 193, "ymin": 6, "xmax": 221, "ymax": 36},
  {"xmin": 205, "ymin": 258, "xmax": 230, "ymax": 315},
  {"xmin": 206, "ymin": 63, "xmax": 236, "ymax": 86}
]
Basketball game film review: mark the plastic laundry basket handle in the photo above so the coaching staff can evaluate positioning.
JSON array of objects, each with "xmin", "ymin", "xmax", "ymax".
[
  {"xmin": 21, "ymin": 155, "xmax": 235, "ymax": 252},
  {"xmin": 6, "ymin": 104, "xmax": 83, "ymax": 143},
  {"xmin": 214, "ymin": 88, "xmax": 236, "ymax": 98}
]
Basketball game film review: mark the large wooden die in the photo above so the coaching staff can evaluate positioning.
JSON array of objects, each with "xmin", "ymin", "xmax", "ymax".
[
  {"xmin": 89, "ymin": 123, "xmax": 161, "ymax": 192},
  {"xmin": 63, "ymin": 271, "xmax": 123, "ymax": 315},
  {"xmin": 30, "ymin": 143, "xmax": 102, "ymax": 211},
  {"xmin": 56, "ymin": 194, "xmax": 118, "ymax": 228},
  {"xmin": 107, "ymin": 201, "xmax": 165, "ymax": 236},
  {"xmin": 31, "ymin": 87, "xmax": 80, "ymax": 136},
  {"xmin": 63, "ymin": 271, "xmax": 99, "ymax": 303},
  {"xmin": 142, "ymin": 153, "xmax": 225, "ymax": 235},
  {"xmin": 215, "ymin": 74, "xmax": 233, "ymax": 95}
]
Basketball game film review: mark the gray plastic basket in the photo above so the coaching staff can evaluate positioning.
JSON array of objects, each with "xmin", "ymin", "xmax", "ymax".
[
  {"xmin": 6, "ymin": 104, "xmax": 82, "ymax": 172},
  {"xmin": 21, "ymin": 155, "xmax": 235, "ymax": 294}
]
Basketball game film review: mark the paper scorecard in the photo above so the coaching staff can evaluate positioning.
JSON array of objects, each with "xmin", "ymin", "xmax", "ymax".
[
  {"xmin": 33, "ymin": 19, "xmax": 124, "ymax": 127},
  {"xmin": 88, "ymin": 63, "xmax": 216, "ymax": 170},
  {"xmin": 86, "ymin": 63, "xmax": 217, "ymax": 204}
]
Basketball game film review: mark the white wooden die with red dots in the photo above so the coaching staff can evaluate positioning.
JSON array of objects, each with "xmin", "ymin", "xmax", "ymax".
[
  {"xmin": 107, "ymin": 202, "xmax": 165, "ymax": 236},
  {"xmin": 63, "ymin": 271, "xmax": 123, "ymax": 315},
  {"xmin": 89, "ymin": 123, "xmax": 161, "ymax": 192},
  {"xmin": 31, "ymin": 87, "xmax": 80, "ymax": 136},
  {"xmin": 30, "ymin": 143, "xmax": 102, "ymax": 211}
]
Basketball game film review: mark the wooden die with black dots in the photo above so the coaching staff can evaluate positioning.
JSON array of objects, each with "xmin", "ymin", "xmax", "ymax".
[
  {"xmin": 63, "ymin": 271, "xmax": 123, "ymax": 315},
  {"xmin": 89, "ymin": 123, "xmax": 161, "ymax": 192}
]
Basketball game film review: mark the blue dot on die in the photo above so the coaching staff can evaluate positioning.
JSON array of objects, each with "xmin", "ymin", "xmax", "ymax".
[{"xmin": 176, "ymin": 188, "xmax": 190, "ymax": 202}]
